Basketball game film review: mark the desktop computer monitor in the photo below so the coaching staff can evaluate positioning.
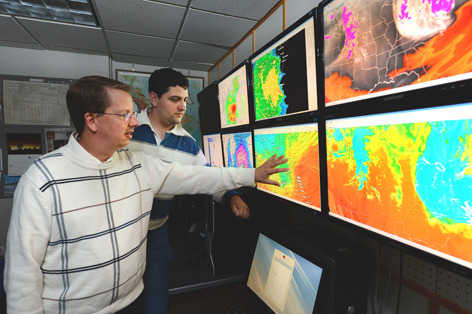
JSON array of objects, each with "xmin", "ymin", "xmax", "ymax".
[
  {"xmin": 202, "ymin": 133, "xmax": 224, "ymax": 167},
  {"xmin": 247, "ymin": 233, "xmax": 323, "ymax": 314}
]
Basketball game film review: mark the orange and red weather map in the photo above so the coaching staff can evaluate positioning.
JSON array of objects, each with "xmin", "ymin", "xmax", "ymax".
[
  {"xmin": 326, "ymin": 105, "xmax": 472, "ymax": 268},
  {"xmin": 255, "ymin": 124, "xmax": 321, "ymax": 211},
  {"xmin": 323, "ymin": 0, "xmax": 472, "ymax": 106}
]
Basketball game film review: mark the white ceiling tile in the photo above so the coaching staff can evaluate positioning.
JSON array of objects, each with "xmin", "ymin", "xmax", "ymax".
[
  {"xmin": 94, "ymin": 0, "xmax": 185, "ymax": 38},
  {"xmin": 180, "ymin": 9, "xmax": 256, "ymax": 48},
  {"xmin": 0, "ymin": 15, "xmax": 38, "ymax": 43},
  {"xmin": 17, "ymin": 17, "xmax": 108, "ymax": 52},
  {"xmin": 173, "ymin": 40, "xmax": 228, "ymax": 64},
  {"xmin": 106, "ymin": 30, "xmax": 174, "ymax": 58},
  {"xmin": 191, "ymin": 0, "xmax": 279, "ymax": 20}
]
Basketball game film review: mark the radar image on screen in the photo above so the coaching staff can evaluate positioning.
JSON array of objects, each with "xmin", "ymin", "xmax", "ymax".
[
  {"xmin": 218, "ymin": 65, "xmax": 250, "ymax": 128},
  {"xmin": 222, "ymin": 132, "xmax": 254, "ymax": 168},
  {"xmin": 323, "ymin": 0, "xmax": 472, "ymax": 106},
  {"xmin": 254, "ymin": 124, "xmax": 320, "ymax": 211},
  {"xmin": 252, "ymin": 18, "xmax": 317, "ymax": 121},
  {"xmin": 326, "ymin": 103, "xmax": 472, "ymax": 269}
]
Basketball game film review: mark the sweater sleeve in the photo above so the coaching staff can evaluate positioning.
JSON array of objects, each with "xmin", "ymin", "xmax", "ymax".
[
  {"xmin": 4, "ymin": 175, "xmax": 52, "ymax": 313},
  {"xmin": 143, "ymin": 154, "xmax": 255, "ymax": 196},
  {"xmin": 194, "ymin": 147, "xmax": 239, "ymax": 204}
]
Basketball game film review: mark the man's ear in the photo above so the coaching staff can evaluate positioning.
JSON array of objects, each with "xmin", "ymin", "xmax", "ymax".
[
  {"xmin": 149, "ymin": 91, "xmax": 159, "ymax": 108},
  {"xmin": 84, "ymin": 112, "xmax": 99, "ymax": 133}
]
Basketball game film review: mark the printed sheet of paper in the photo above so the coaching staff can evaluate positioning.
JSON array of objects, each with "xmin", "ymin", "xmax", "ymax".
[
  {"xmin": 265, "ymin": 248, "xmax": 295, "ymax": 311},
  {"xmin": 3, "ymin": 80, "xmax": 70, "ymax": 126}
]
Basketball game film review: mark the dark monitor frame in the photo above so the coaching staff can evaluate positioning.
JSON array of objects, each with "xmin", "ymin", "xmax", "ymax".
[{"xmin": 197, "ymin": 81, "xmax": 221, "ymax": 136}]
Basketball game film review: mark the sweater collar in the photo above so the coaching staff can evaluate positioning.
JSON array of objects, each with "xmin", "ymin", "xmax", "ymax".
[{"xmin": 63, "ymin": 132, "xmax": 116, "ymax": 169}]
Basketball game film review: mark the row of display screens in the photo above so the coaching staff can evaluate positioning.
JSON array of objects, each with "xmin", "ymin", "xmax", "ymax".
[
  {"xmin": 206, "ymin": 0, "xmax": 472, "ymax": 132},
  {"xmin": 197, "ymin": 0, "xmax": 472, "ymax": 283},
  {"xmin": 203, "ymin": 102, "xmax": 472, "ymax": 274}
]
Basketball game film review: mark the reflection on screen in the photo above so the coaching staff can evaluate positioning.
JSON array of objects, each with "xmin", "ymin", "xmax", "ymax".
[
  {"xmin": 254, "ymin": 123, "xmax": 321, "ymax": 211},
  {"xmin": 202, "ymin": 134, "xmax": 224, "ymax": 167},
  {"xmin": 247, "ymin": 233, "xmax": 323, "ymax": 314},
  {"xmin": 222, "ymin": 132, "xmax": 254, "ymax": 168},
  {"xmin": 218, "ymin": 64, "xmax": 250, "ymax": 128},
  {"xmin": 326, "ymin": 103, "xmax": 472, "ymax": 270},
  {"xmin": 251, "ymin": 16, "xmax": 318, "ymax": 121},
  {"xmin": 323, "ymin": 0, "xmax": 472, "ymax": 106}
]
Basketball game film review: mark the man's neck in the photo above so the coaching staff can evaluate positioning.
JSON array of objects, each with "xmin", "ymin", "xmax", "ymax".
[
  {"xmin": 78, "ymin": 133, "xmax": 113, "ymax": 162},
  {"xmin": 148, "ymin": 110, "xmax": 175, "ymax": 139}
]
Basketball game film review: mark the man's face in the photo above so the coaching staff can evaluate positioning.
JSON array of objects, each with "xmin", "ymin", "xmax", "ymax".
[
  {"xmin": 97, "ymin": 88, "xmax": 139, "ymax": 150},
  {"xmin": 152, "ymin": 85, "xmax": 188, "ymax": 128}
]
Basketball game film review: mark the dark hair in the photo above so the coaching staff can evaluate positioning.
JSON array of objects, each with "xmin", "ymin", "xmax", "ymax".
[
  {"xmin": 66, "ymin": 76, "xmax": 130, "ymax": 135},
  {"xmin": 148, "ymin": 68, "xmax": 189, "ymax": 98}
]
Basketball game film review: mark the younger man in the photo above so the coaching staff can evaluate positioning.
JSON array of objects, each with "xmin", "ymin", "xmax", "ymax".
[{"xmin": 127, "ymin": 68, "xmax": 250, "ymax": 313}]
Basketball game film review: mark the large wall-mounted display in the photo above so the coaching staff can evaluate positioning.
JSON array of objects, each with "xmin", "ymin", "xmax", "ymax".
[
  {"xmin": 218, "ymin": 62, "xmax": 250, "ymax": 129},
  {"xmin": 322, "ymin": 0, "xmax": 472, "ymax": 107},
  {"xmin": 202, "ymin": 133, "xmax": 224, "ymax": 167},
  {"xmin": 254, "ymin": 123, "xmax": 321, "ymax": 211},
  {"xmin": 222, "ymin": 131, "xmax": 254, "ymax": 168},
  {"xmin": 250, "ymin": 10, "xmax": 318, "ymax": 121},
  {"xmin": 326, "ymin": 102, "xmax": 472, "ymax": 271}
]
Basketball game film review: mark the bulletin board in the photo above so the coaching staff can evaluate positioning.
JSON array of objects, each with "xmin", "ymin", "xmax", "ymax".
[{"xmin": 0, "ymin": 74, "xmax": 75, "ymax": 198}]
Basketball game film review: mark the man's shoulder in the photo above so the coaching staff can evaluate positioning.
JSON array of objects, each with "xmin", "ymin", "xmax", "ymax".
[
  {"xmin": 162, "ymin": 131, "xmax": 201, "ymax": 155},
  {"xmin": 131, "ymin": 124, "xmax": 156, "ymax": 145}
]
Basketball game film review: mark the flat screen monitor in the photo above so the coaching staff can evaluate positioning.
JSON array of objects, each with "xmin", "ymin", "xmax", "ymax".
[
  {"xmin": 322, "ymin": 0, "xmax": 472, "ymax": 107},
  {"xmin": 253, "ymin": 123, "xmax": 321, "ymax": 211},
  {"xmin": 202, "ymin": 134, "xmax": 224, "ymax": 167},
  {"xmin": 247, "ymin": 233, "xmax": 323, "ymax": 314},
  {"xmin": 197, "ymin": 82, "xmax": 221, "ymax": 135},
  {"xmin": 326, "ymin": 102, "xmax": 472, "ymax": 272},
  {"xmin": 221, "ymin": 131, "xmax": 254, "ymax": 168},
  {"xmin": 250, "ymin": 11, "xmax": 318, "ymax": 121},
  {"xmin": 218, "ymin": 62, "xmax": 250, "ymax": 128}
]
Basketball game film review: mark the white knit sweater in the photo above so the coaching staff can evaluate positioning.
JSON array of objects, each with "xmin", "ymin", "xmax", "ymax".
[{"xmin": 4, "ymin": 134, "xmax": 254, "ymax": 313}]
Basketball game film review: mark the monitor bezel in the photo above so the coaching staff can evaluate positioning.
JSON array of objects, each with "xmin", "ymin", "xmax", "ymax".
[{"xmin": 197, "ymin": 81, "xmax": 222, "ymax": 136}]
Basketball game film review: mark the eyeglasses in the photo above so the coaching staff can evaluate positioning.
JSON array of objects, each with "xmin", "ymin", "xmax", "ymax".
[{"xmin": 95, "ymin": 111, "xmax": 139, "ymax": 122}]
